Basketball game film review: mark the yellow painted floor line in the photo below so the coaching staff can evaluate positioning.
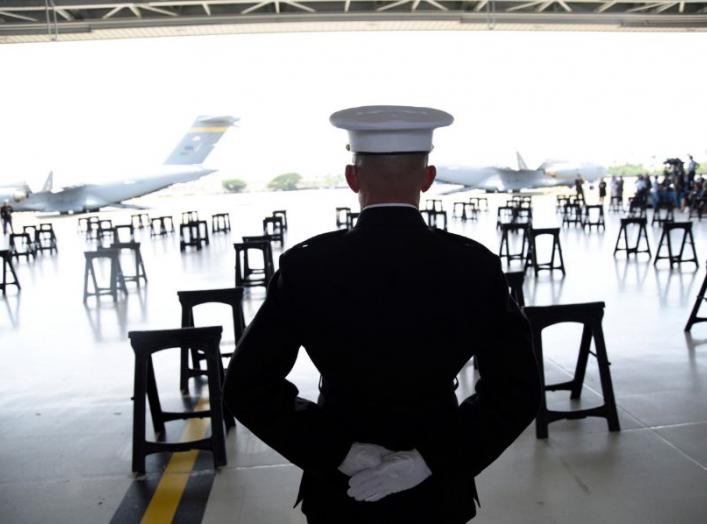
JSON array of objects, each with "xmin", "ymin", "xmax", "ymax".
[{"xmin": 140, "ymin": 397, "xmax": 211, "ymax": 524}]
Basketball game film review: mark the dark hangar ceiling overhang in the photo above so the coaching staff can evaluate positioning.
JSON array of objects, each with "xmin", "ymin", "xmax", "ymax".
[{"xmin": 1, "ymin": 0, "xmax": 706, "ymax": 43}]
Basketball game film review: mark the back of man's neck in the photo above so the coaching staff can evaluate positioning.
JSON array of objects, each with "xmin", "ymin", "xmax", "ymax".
[{"xmin": 362, "ymin": 202, "xmax": 419, "ymax": 210}]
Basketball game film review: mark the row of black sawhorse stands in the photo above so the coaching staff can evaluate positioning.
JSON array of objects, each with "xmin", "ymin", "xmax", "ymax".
[
  {"xmin": 129, "ymin": 275, "xmax": 620, "ymax": 473},
  {"xmin": 498, "ymin": 218, "xmax": 699, "ymax": 274},
  {"xmin": 613, "ymin": 218, "xmax": 699, "ymax": 268},
  {"xmin": 1, "ymin": 223, "xmax": 59, "ymax": 294},
  {"xmin": 179, "ymin": 210, "xmax": 287, "ymax": 252},
  {"xmin": 453, "ymin": 196, "xmax": 491, "ymax": 221},
  {"xmin": 336, "ymin": 201, "xmax": 468, "ymax": 231},
  {"xmin": 559, "ymin": 203, "xmax": 606, "ymax": 229},
  {"xmin": 6, "ymin": 224, "xmax": 59, "ymax": 261},
  {"xmin": 77, "ymin": 211, "xmax": 241, "ymax": 243}
]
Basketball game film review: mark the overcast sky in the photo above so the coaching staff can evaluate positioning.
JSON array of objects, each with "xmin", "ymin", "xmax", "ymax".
[{"xmin": 1, "ymin": 30, "xmax": 705, "ymax": 189}]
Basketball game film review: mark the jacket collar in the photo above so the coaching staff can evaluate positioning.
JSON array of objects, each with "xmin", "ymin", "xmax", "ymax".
[{"xmin": 354, "ymin": 205, "xmax": 427, "ymax": 228}]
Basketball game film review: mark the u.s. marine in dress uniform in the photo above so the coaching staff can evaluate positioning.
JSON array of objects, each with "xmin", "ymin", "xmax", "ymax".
[{"xmin": 223, "ymin": 106, "xmax": 541, "ymax": 524}]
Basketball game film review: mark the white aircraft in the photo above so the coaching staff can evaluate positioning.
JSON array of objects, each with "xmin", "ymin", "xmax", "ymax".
[
  {"xmin": 9, "ymin": 115, "xmax": 237, "ymax": 214},
  {"xmin": 436, "ymin": 152, "xmax": 606, "ymax": 192}
]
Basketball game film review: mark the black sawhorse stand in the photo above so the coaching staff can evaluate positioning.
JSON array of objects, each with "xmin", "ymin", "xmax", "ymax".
[
  {"xmin": 469, "ymin": 196, "xmax": 488, "ymax": 211},
  {"xmin": 263, "ymin": 216, "xmax": 285, "ymax": 247},
  {"xmin": 234, "ymin": 238, "xmax": 275, "ymax": 288},
  {"xmin": 654, "ymin": 221, "xmax": 699, "ymax": 268},
  {"xmin": 131, "ymin": 213, "xmax": 150, "ymax": 230},
  {"xmin": 83, "ymin": 249, "xmax": 128, "ymax": 302},
  {"xmin": 10, "ymin": 233, "xmax": 36, "ymax": 261},
  {"xmin": 689, "ymin": 197, "xmax": 706, "ymax": 221},
  {"xmin": 346, "ymin": 211, "xmax": 360, "ymax": 229},
  {"xmin": 685, "ymin": 263, "xmax": 707, "ymax": 331},
  {"xmin": 37, "ymin": 223, "xmax": 58, "ymax": 254},
  {"xmin": 212, "ymin": 213, "xmax": 231, "ymax": 233},
  {"xmin": 421, "ymin": 209, "xmax": 447, "ymax": 230},
  {"xmin": 614, "ymin": 217, "xmax": 651, "ymax": 258},
  {"xmin": 129, "ymin": 326, "xmax": 229, "ymax": 474},
  {"xmin": 101, "ymin": 242, "xmax": 148, "ymax": 286},
  {"xmin": 499, "ymin": 223, "xmax": 529, "ymax": 266},
  {"xmin": 181, "ymin": 211, "xmax": 199, "ymax": 225},
  {"xmin": 336, "ymin": 207, "xmax": 351, "ymax": 228},
  {"xmin": 496, "ymin": 206, "xmax": 515, "ymax": 229},
  {"xmin": 272, "ymin": 210, "xmax": 288, "ymax": 230},
  {"xmin": 524, "ymin": 301, "xmax": 621, "ymax": 439},
  {"xmin": 453, "ymin": 201, "xmax": 477, "ymax": 221},
  {"xmin": 113, "ymin": 224, "xmax": 135, "ymax": 243},
  {"xmin": 609, "ymin": 196, "xmax": 623, "ymax": 213},
  {"xmin": 97, "ymin": 220, "xmax": 114, "ymax": 244},
  {"xmin": 562, "ymin": 203, "xmax": 582, "ymax": 227},
  {"xmin": 177, "ymin": 287, "xmax": 246, "ymax": 401},
  {"xmin": 180, "ymin": 221, "xmax": 209, "ymax": 251},
  {"xmin": 425, "ymin": 199, "xmax": 444, "ymax": 213},
  {"xmin": 525, "ymin": 228, "xmax": 566, "ymax": 276},
  {"xmin": 556, "ymin": 195, "xmax": 571, "ymax": 213},
  {"xmin": 1, "ymin": 249, "xmax": 20, "ymax": 294},
  {"xmin": 627, "ymin": 201, "xmax": 648, "ymax": 219},
  {"xmin": 582, "ymin": 205, "xmax": 605, "ymax": 230},
  {"xmin": 513, "ymin": 207, "xmax": 533, "ymax": 227},
  {"xmin": 150, "ymin": 216, "xmax": 174, "ymax": 237},
  {"xmin": 22, "ymin": 226, "xmax": 39, "ymax": 252},
  {"xmin": 652, "ymin": 202, "xmax": 675, "ymax": 226}
]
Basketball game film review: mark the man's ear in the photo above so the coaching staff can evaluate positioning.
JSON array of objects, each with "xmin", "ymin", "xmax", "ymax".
[
  {"xmin": 345, "ymin": 165, "xmax": 360, "ymax": 194},
  {"xmin": 421, "ymin": 165, "xmax": 436, "ymax": 193}
]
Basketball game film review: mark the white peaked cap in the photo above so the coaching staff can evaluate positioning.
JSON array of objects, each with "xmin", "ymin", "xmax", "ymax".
[{"xmin": 329, "ymin": 105, "xmax": 454, "ymax": 154}]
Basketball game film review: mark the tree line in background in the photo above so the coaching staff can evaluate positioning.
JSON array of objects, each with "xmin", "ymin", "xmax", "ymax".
[{"xmin": 222, "ymin": 172, "xmax": 345, "ymax": 193}]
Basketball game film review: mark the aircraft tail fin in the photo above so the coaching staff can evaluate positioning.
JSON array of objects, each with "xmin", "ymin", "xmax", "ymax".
[
  {"xmin": 41, "ymin": 171, "xmax": 53, "ymax": 193},
  {"xmin": 164, "ymin": 115, "xmax": 238, "ymax": 165},
  {"xmin": 516, "ymin": 152, "xmax": 528, "ymax": 171}
]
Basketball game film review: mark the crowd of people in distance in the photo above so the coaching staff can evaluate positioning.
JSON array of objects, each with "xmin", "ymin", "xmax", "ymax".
[{"xmin": 631, "ymin": 155, "xmax": 703, "ymax": 211}]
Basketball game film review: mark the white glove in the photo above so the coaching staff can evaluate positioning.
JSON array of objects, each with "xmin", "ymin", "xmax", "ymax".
[
  {"xmin": 347, "ymin": 449, "xmax": 432, "ymax": 502},
  {"xmin": 338, "ymin": 442, "xmax": 394, "ymax": 476}
]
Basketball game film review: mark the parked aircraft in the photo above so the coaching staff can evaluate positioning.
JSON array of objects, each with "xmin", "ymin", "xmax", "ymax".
[
  {"xmin": 9, "ymin": 115, "xmax": 237, "ymax": 214},
  {"xmin": 436, "ymin": 153, "xmax": 606, "ymax": 192}
]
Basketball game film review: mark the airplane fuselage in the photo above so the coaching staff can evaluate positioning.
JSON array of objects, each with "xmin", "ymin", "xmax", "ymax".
[
  {"xmin": 12, "ymin": 167, "xmax": 215, "ymax": 213},
  {"xmin": 436, "ymin": 162, "xmax": 606, "ymax": 192}
]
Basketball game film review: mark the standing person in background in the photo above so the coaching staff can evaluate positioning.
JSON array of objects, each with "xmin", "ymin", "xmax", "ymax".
[
  {"xmin": 575, "ymin": 174, "xmax": 585, "ymax": 202},
  {"xmin": 598, "ymin": 177, "xmax": 607, "ymax": 204},
  {"xmin": 617, "ymin": 176, "xmax": 625, "ymax": 202},
  {"xmin": 610, "ymin": 175, "xmax": 618, "ymax": 202},
  {"xmin": 223, "ymin": 105, "xmax": 540, "ymax": 524},
  {"xmin": 687, "ymin": 155, "xmax": 698, "ymax": 188},
  {"xmin": 1, "ymin": 201, "xmax": 13, "ymax": 235}
]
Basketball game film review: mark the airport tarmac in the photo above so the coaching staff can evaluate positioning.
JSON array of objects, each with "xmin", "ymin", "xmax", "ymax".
[{"xmin": 1, "ymin": 187, "xmax": 706, "ymax": 524}]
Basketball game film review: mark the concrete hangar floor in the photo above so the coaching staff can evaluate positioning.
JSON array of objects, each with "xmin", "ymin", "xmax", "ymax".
[{"xmin": 0, "ymin": 186, "xmax": 705, "ymax": 524}]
